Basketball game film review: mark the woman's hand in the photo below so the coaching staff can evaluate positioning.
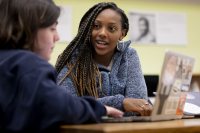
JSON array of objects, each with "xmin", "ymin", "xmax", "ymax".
[
  {"xmin": 123, "ymin": 98, "xmax": 152, "ymax": 116},
  {"xmin": 105, "ymin": 105, "xmax": 124, "ymax": 118}
]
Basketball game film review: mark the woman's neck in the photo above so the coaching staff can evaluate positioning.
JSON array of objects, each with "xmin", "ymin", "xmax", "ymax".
[{"xmin": 93, "ymin": 52, "xmax": 114, "ymax": 67}]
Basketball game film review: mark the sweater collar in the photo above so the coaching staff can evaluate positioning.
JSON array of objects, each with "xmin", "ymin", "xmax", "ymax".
[{"xmin": 116, "ymin": 40, "xmax": 132, "ymax": 52}]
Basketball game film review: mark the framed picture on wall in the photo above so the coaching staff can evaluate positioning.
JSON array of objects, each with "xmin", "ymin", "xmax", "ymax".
[
  {"xmin": 129, "ymin": 10, "xmax": 188, "ymax": 45},
  {"xmin": 129, "ymin": 12, "xmax": 156, "ymax": 44}
]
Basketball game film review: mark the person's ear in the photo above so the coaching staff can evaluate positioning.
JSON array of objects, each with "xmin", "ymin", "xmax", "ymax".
[{"xmin": 119, "ymin": 29, "xmax": 127, "ymax": 41}]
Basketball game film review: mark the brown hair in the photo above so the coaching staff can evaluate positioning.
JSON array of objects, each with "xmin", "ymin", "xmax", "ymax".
[{"xmin": 0, "ymin": 0, "xmax": 60, "ymax": 50}]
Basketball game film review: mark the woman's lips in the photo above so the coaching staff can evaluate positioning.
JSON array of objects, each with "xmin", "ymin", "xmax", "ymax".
[{"xmin": 95, "ymin": 40, "xmax": 108, "ymax": 49}]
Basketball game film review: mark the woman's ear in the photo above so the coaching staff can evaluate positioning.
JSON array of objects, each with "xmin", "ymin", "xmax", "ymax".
[{"xmin": 119, "ymin": 29, "xmax": 127, "ymax": 41}]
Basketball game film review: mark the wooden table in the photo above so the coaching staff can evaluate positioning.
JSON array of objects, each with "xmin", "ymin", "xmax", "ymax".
[{"xmin": 60, "ymin": 118, "xmax": 200, "ymax": 133}]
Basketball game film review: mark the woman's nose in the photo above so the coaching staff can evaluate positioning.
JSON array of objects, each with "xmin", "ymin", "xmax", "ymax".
[
  {"xmin": 54, "ymin": 31, "xmax": 60, "ymax": 42},
  {"xmin": 99, "ymin": 27, "xmax": 107, "ymax": 37}
]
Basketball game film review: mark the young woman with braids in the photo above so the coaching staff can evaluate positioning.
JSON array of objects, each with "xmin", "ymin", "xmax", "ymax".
[
  {"xmin": 56, "ymin": 2, "xmax": 152, "ymax": 116},
  {"xmin": 0, "ymin": 0, "xmax": 123, "ymax": 132}
]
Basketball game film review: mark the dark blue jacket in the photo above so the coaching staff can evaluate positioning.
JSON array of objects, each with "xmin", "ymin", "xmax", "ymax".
[{"xmin": 0, "ymin": 50, "xmax": 106, "ymax": 133}]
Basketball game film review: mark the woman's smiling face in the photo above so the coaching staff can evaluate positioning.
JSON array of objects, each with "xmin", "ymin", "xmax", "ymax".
[{"xmin": 91, "ymin": 8, "xmax": 125, "ymax": 58}]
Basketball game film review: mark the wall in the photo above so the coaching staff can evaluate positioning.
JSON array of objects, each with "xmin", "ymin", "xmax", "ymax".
[{"xmin": 50, "ymin": 0, "xmax": 200, "ymax": 75}]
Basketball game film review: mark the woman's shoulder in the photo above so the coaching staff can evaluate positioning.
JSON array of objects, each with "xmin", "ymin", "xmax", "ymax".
[
  {"xmin": 126, "ymin": 46, "xmax": 136, "ymax": 54},
  {"xmin": 114, "ymin": 40, "xmax": 138, "ymax": 61},
  {"xmin": 4, "ymin": 50, "xmax": 41, "ymax": 60},
  {"xmin": 123, "ymin": 41, "xmax": 137, "ymax": 56},
  {"xmin": 3, "ymin": 50, "xmax": 54, "ymax": 72},
  {"xmin": 15, "ymin": 50, "xmax": 50, "ymax": 65}
]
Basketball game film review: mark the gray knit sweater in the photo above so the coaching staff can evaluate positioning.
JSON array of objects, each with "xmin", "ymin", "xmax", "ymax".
[{"xmin": 57, "ymin": 40, "xmax": 148, "ymax": 111}]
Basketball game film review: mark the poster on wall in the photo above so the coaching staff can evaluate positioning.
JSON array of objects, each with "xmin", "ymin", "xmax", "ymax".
[
  {"xmin": 129, "ymin": 11, "xmax": 188, "ymax": 45},
  {"xmin": 57, "ymin": 6, "xmax": 72, "ymax": 42}
]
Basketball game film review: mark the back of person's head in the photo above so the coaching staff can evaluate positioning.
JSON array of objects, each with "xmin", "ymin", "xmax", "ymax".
[{"xmin": 0, "ymin": 0, "xmax": 60, "ymax": 50}]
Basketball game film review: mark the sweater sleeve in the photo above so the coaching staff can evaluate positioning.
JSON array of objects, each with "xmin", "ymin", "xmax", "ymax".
[
  {"xmin": 13, "ymin": 56, "xmax": 106, "ymax": 131},
  {"xmin": 97, "ymin": 94, "xmax": 125, "ymax": 110},
  {"xmin": 96, "ymin": 48, "xmax": 147, "ymax": 111},
  {"xmin": 125, "ymin": 49, "xmax": 148, "ymax": 100}
]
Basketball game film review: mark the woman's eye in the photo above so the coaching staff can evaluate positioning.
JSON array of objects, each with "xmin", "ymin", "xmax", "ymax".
[
  {"xmin": 51, "ymin": 28, "xmax": 56, "ymax": 31},
  {"xmin": 93, "ymin": 24, "xmax": 100, "ymax": 29},
  {"xmin": 109, "ymin": 27, "xmax": 116, "ymax": 32},
  {"xmin": 49, "ymin": 26, "xmax": 57, "ymax": 31},
  {"xmin": 50, "ymin": 23, "xmax": 57, "ymax": 31}
]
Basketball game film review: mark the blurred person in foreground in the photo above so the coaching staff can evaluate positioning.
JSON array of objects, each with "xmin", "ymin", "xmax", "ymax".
[{"xmin": 0, "ymin": 0, "xmax": 123, "ymax": 132}]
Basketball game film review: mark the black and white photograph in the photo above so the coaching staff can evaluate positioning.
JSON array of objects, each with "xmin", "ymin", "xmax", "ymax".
[
  {"xmin": 129, "ymin": 12, "xmax": 156, "ymax": 44},
  {"xmin": 129, "ymin": 11, "xmax": 187, "ymax": 45}
]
